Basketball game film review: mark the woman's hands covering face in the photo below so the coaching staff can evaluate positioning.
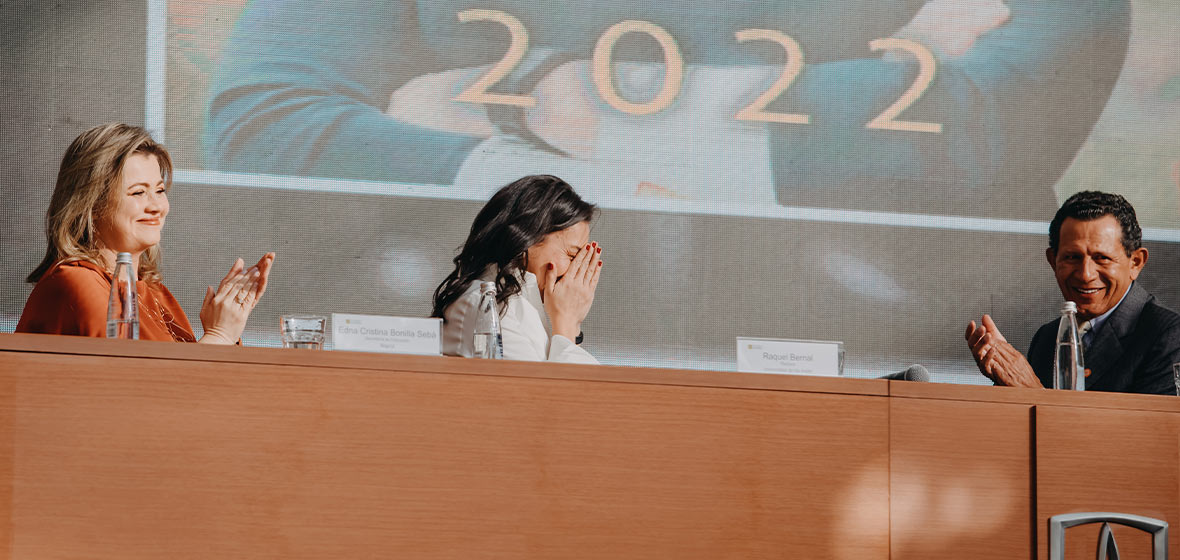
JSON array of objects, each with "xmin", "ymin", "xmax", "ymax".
[
  {"xmin": 198, "ymin": 252, "xmax": 276, "ymax": 345},
  {"xmin": 543, "ymin": 242, "xmax": 602, "ymax": 342}
]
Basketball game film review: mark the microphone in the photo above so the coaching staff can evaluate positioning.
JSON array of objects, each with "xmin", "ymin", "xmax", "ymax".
[{"xmin": 878, "ymin": 364, "xmax": 931, "ymax": 382}]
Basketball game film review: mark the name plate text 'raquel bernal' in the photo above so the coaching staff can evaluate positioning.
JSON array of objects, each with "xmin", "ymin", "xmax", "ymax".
[{"xmin": 736, "ymin": 337, "xmax": 843, "ymax": 376}]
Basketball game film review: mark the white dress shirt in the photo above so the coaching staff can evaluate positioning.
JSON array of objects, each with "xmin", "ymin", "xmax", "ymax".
[
  {"xmin": 1079, "ymin": 282, "xmax": 1132, "ymax": 349},
  {"xmin": 441, "ymin": 268, "xmax": 598, "ymax": 364}
]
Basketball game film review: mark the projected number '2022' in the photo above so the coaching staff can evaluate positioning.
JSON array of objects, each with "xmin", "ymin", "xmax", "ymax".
[{"xmin": 454, "ymin": 9, "xmax": 943, "ymax": 133}]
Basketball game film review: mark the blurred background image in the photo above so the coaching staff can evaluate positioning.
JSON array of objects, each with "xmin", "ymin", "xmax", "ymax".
[{"xmin": 4, "ymin": 0, "xmax": 1179, "ymax": 382}]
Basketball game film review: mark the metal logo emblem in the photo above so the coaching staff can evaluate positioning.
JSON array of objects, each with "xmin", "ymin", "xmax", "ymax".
[{"xmin": 1049, "ymin": 512, "xmax": 1169, "ymax": 560}]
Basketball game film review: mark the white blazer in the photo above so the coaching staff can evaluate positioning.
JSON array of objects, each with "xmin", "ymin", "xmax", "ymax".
[{"xmin": 441, "ymin": 269, "xmax": 598, "ymax": 364}]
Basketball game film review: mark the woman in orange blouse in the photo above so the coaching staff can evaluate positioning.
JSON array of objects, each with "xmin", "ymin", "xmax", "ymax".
[{"xmin": 16, "ymin": 123, "xmax": 274, "ymax": 343}]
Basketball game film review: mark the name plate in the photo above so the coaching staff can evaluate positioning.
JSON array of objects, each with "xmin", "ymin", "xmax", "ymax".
[
  {"xmin": 736, "ymin": 337, "xmax": 843, "ymax": 376},
  {"xmin": 332, "ymin": 313, "xmax": 442, "ymax": 355}
]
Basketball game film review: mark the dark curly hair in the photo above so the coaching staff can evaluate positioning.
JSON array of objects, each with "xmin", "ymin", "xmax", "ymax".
[
  {"xmin": 1049, "ymin": 191, "xmax": 1141, "ymax": 256},
  {"xmin": 431, "ymin": 175, "xmax": 596, "ymax": 319}
]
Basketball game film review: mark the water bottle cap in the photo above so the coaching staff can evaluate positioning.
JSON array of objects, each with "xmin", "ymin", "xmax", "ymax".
[
  {"xmin": 1061, "ymin": 301, "xmax": 1077, "ymax": 313},
  {"xmin": 115, "ymin": 252, "xmax": 133, "ymax": 264},
  {"xmin": 479, "ymin": 281, "xmax": 497, "ymax": 294}
]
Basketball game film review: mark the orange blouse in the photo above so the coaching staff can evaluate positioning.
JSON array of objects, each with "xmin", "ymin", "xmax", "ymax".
[{"xmin": 16, "ymin": 260, "xmax": 197, "ymax": 342}]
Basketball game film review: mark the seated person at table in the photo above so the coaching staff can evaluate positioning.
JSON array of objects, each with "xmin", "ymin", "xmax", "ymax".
[
  {"xmin": 16, "ymin": 123, "xmax": 275, "ymax": 343},
  {"xmin": 965, "ymin": 191, "xmax": 1180, "ymax": 394},
  {"xmin": 432, "ymin": 175, "xmax": 601, "ymax": 363}
]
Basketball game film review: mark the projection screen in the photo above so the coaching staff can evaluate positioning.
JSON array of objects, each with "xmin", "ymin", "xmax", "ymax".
[{"xmin": 4, "ymin": 0, "xmax": 1180, "ymax": 382}]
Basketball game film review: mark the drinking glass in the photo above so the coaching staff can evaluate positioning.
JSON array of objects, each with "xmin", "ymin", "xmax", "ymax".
[{"xmin": 280, "ymin": 315, "xmax": 326, "ymax": 349}]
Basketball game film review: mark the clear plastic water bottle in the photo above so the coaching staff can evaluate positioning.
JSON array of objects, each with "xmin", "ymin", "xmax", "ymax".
[
  {"xmin": 1052, "ymin": 301, "xmax": 1084, "ymax": 390},
  {"xmin": 106, "ymin": 252, "xmax": 139, "ymax": 339},
  {"xmin": 472, "ymin": 281, "xmax": 504, "ymax": 359}
]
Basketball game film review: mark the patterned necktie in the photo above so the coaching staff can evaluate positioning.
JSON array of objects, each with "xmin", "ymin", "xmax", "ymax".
[{"xmin": 1078, "ymin": 320, "xmax": 1093, "ymax": 351}]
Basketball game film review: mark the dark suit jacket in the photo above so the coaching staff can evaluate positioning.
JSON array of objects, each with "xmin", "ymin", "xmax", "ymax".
[{"xmin": 1028, "ymin": 283, "xmax": 1180, "ymax": 395}]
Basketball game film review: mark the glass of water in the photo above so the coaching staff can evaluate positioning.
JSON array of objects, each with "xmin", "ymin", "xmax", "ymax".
[{"xmin": 280, "ymin": 315, "xmax": 326, "ymax": 349}]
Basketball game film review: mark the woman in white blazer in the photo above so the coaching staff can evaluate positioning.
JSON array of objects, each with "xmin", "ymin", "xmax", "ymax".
[{"xmin": 432, "ymin": 175, "xmax": 602, "ymax": 363}]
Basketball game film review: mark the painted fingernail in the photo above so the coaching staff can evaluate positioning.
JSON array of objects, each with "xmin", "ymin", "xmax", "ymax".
[
  {"xmin": 596, "ymin": 247, "xmax": 601, "ymax": 254},
  {"xmin": 585, "ymin": 244, "xmax": 591, "ymax": 250},
  {"xmin": 592, "ymin": 242, "xmax": 597, "ymax": 247},
  {"xmin": 548, "ymin": 263, "xmax": 554, "ymax": 270},
  {"xmin": 598, "ymin": 261, "xmax": 603, "ymax": 266}
]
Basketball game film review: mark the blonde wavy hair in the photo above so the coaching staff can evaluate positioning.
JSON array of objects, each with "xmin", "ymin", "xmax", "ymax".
[{"xmin": 27, "ymin": 123, "xmax": 173, "ymax": 284}]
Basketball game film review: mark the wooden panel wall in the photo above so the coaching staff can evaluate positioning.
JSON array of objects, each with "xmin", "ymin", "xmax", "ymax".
[
  {"xmin": 1035, "ymin": 405, "xmax": 1180, "ymax": 560},
  {"xmin": 890, "ymin": 398, "xmax": 1033, "ymax": 560},
  {"xmin": 0, "ymin": 362, "xmax": 12, "ymax": 555},
  {"xmin": 2, "ymin": 334, "xmax": 1179, "ymax": 560},
  {"xmin": 2, "ymin": 351, "xmax": 889, "ymax": 560}
]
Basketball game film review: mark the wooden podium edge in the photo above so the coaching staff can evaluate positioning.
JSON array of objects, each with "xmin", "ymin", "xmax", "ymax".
[
  {"xmin": 0, "ymin": 332, "xmax": 889, "ymax": 397},
  {"xmin": 5, "ymin": 333, "xmax": 1175, "ymax": 411},
  {"xmin": 889, "ymin": 378, "xmax": 1180, "ymax": 414}
]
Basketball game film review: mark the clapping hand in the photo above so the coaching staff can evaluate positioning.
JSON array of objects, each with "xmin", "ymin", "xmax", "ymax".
[
  {"xmin": 965, "ymin": 314, "xmax": 1042, "ymax": 388},
  {"xmin": 198, "ymin": 252, "xmax": 276, "ymax": 345},
  {"xmin": 543, "ymin": 242, "xmax": 602, "ymax": 342}
]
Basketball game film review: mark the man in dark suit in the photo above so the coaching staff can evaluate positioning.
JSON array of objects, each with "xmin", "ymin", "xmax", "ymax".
[{"xmin": 965, "ymin": 191, "xmax": 1180, "ymax": 394}]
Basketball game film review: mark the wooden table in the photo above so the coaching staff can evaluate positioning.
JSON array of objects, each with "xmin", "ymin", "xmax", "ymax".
[{"xmin": 1, "ymin": 333, "xmax": 1176, "ymax": 559}]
